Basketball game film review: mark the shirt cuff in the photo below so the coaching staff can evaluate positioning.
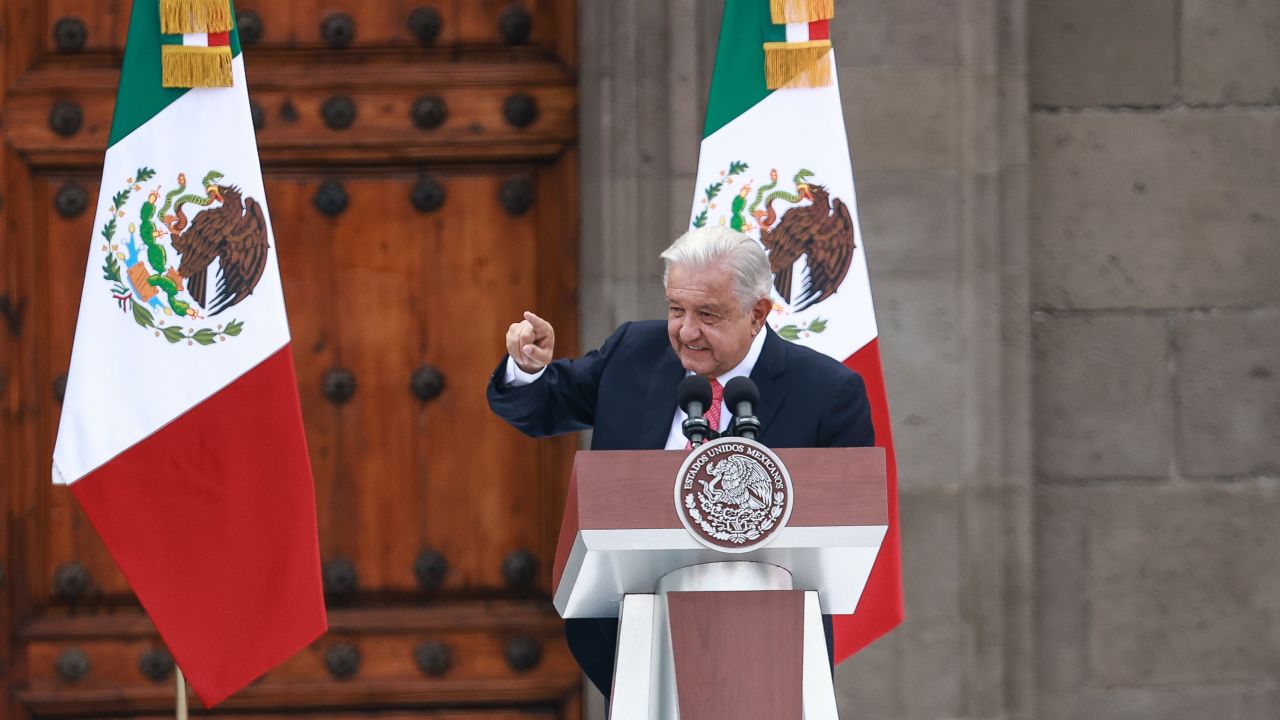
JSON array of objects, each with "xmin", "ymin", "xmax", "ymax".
[{"xmin": 504, "ymin": 356, "xmax": 547, "ymax": 386}]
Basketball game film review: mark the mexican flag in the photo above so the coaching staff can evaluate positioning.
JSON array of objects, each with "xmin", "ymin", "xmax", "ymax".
[
  {"xmin": 52, "ymin": 0, "xmax": 326, "ymax": 706},
  {"xmin": 690, "ymin": 0, "xmax": 903, "ymax": 661}
]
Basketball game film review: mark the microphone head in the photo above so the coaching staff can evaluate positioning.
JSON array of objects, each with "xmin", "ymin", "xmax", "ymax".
[
  {"xmin": 677, "ymin": 375, "xmax": 713, "ymax": 414},
  {"xmin": 723, "ymin": 376, "xmax": 760, "ymax": 411}
]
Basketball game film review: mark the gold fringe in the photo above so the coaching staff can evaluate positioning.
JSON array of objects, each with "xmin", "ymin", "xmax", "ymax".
[
  {"xmin": 763, "ymin": 40, "xmax": 833, "ymax": 89},
  {"xmin": 160, "ymin": 0, "xmax": 234, "ymax": 34},
  {"xmin": 161, "ymin": 45, "xmax": 233, "ymax": 88},
  {"xmin": 770, "ymin": 0, "xmax": 835, "ymax": 24}
]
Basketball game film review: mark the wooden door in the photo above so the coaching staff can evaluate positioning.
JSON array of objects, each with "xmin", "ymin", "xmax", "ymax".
[{"xmin": 0, "ymin": 1, "xmax": 581, "ymax": 717}]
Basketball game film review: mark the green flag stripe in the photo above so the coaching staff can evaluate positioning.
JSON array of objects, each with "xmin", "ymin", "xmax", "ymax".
[
  {"xmin": 227, "ymin": 0, "xmax": 244, "ymax": 59},
  {"xmin": 702, "ymin": 0, "xmax": 786, "ymax": 139},
  {"xmin": 108, "ymin": 0, "xmax": 245, "ymax": 148}
]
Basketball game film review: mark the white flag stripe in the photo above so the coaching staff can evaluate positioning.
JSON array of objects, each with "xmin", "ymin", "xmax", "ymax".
[
  {"xmin": 182, "ymin": 33, "xmax": 210, "ymax": 47},
  {"xmin": 691, "ymin": 57, "xmax": 877, "ymax": 361},
  {"xmin": 52, "ymin": 55, "xmax": 291, "ymax": 486},
  {"xmin": 785, "ymin": 22, "xmax": 810, "ymax": 42}
]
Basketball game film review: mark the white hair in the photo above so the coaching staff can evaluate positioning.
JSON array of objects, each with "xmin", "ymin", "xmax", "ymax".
[{"xmin": 659, "ymin": 226, "xmax": 772, "ymax": 312}]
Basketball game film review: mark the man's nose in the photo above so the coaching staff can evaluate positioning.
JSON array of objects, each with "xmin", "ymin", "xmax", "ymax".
[{"xmin": 678, "ymin": 316, "xmax": 701, "ymax": 341}]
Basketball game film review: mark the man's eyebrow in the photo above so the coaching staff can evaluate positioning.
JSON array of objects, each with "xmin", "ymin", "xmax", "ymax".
[{"xmin": 666, "ymin": 295, "xmax": 725, "ymax": 312}]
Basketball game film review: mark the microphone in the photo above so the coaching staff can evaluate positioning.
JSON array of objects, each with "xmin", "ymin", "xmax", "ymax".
[
  {"xmin": 724, "ymin": 376, "xmax": 762, "ymax": 441},
  {"xmin": 677, "ymin": 375, "xmax": 714, "ymax": 447}
]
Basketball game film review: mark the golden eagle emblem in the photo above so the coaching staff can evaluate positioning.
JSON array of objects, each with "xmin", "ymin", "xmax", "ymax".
[
  {"xmin": 167, "ymin": 177, "xmax": 270, "ymax": 316},
  {"xmin": 754, "ymin": 169, "xmax": 856, "ymax": 312}
]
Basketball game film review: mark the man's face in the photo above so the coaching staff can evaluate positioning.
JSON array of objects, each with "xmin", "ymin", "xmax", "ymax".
[{"xmin": 665, "ymin": 262, "xmax": 768, "ymax": 378}]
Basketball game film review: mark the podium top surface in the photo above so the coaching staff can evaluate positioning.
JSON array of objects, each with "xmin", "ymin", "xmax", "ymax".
[
  {"xmin": 552, "ymin": 446, "xmax": 888, "ymax": 617},
  {"xmin": 567, "ymin": 447, "xmax": 886, "ymax": 531}
]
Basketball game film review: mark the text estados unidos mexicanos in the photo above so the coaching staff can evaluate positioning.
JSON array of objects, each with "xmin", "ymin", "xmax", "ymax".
[{"xmin": 682, "ymin": 443, "xmax": 783, "ymax": 490}]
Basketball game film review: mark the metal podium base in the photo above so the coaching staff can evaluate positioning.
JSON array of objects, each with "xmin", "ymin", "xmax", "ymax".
[{"xmin": 608, "ymin": 561, "xmax": 838, "ymax": 719}]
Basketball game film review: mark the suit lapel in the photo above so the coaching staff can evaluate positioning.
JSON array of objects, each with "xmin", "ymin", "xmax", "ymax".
[
  {"xmin": 750, "ymin": 327, "xmax": 788, "ymax": 435},
  {"xmin": 640, "ymin": 346, "xmax": 685, "ymax": 449}
]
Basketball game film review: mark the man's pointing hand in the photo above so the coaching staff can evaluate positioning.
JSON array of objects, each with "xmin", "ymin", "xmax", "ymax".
[{"xmin": 506, "ymin": 311, "xmax": 555, "ymax": 374}]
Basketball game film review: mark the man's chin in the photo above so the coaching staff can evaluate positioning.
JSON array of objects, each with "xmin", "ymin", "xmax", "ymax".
[{"xmin": 677, "ymin": 355, "xmax": 715, "ymax": 377}]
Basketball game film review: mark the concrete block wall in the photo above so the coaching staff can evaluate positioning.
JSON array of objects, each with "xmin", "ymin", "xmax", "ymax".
[{"xmin": 1030, "ymin": 0, "xmax": 1280, "ymax": 718}]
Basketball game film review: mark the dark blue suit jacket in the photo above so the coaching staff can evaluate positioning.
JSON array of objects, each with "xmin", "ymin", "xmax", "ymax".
[
  {"xmin": 488, "ymin": 319, "xmax": 875, "ymax": 450},
  {"xmin": 486, "ymin": 319, "xmax": 875, "ymax": 696}
]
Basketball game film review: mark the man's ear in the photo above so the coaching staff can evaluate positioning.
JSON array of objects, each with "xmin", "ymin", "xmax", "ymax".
[{"xmin": 751, "ymin": 297, "xmax": 772, "ymax": 329}]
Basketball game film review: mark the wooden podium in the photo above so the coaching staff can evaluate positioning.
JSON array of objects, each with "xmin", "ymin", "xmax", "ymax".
[{"xmin": 552, "ymin": 445, "xmax": 888, "ymax": 719}]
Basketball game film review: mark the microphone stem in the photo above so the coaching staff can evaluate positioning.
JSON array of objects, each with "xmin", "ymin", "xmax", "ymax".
[{"xmin": 733, "ymin": 402, "xmax": 760, "ymax": 440}]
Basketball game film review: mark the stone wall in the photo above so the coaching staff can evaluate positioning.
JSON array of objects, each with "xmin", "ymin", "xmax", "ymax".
[
  {"xmin": 1030, "ymin": 0, "xmax": 1280, "ymax": 718},
  {"xmin": 578, "ymin": 0, "xmax": 1278, "ymax": 718}
]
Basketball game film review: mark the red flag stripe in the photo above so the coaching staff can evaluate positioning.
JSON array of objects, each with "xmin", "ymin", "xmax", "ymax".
[
  {"xmin": 208, "ymin": 31, "xmax": 231, "ymax": 46},
  {"xmin": 832, "ymin": 338, "xmax": 903, "ymax": 660},
  {"xmin": 68, "ymin": 345, "xmax": 326, "ymax": 705},
  {"xmin": 808, "ymin": 19, "xmax": 831, "ymax": 40}
]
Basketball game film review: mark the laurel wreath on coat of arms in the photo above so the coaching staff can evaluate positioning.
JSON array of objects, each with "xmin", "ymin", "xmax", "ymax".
[
  {"xmin": 99, "ymin": 166, "xmax": 269, "ymax": 346},
  {"xmin": 685, "ymin": 490, "xmax": 785, "ymax": 545}
]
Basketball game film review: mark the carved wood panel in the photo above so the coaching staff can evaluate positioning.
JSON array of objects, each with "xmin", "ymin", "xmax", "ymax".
[
  {"xmin": 1, "ymin": 0, "xmax": 580, "ymax": 716},
  {"xmin": 42, "ymin": 0, "xmax": 570, "ymax": 59}
]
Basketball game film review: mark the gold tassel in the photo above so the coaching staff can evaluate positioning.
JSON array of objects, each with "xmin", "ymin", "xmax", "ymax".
[
  {"xmin": 763, "ymin": 40, "xmax": 833, "ymax": 89},
  {"xmin": 160, "ymin": 0, "xmax": 234, "ymax": 34},
  {"xmin": 162, "ymin": 45, "xmax": 233, "ymax": 88},
  {"xmin": 770, "ymin": 0, "xmax": 835, "ymax": 24}
]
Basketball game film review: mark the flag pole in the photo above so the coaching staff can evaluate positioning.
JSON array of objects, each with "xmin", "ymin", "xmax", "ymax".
[{"xmin": 176, "ymin": 666, "xmax": 189, "ymax": 720}]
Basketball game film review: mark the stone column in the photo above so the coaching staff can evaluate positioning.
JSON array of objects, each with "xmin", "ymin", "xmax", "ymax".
[
  {"xmin": 578, "ymin": 0, "xmax": 723, "ymax": 348},
  {"xmin": 829, "ymin": 2, "xmax": 1033, "ymax": 718}
]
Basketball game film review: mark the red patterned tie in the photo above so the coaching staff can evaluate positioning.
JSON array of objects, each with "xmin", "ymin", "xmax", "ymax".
[
  {"xmin": 706, "ymin": 378, "xmax": 723, "ymax": 435},
  {"xmin": 687, "ymin": 378, "xmax": 724, "ymax": 448}
]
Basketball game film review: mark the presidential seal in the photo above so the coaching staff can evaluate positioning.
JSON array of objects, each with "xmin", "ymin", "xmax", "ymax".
[{"xmin": 674, "ymin": 436, "xmax": 794, "ymax": 552}]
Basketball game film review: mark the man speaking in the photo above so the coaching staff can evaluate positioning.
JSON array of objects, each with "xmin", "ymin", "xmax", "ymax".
[{"xmin": 486, "ymin": 225, "xmax": 875, "ymax": 697}]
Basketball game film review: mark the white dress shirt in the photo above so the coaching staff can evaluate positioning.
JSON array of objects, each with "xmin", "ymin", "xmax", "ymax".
[{"xmin": 503, "ymin": 327, "xmax": 768, "ymax": 450}]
